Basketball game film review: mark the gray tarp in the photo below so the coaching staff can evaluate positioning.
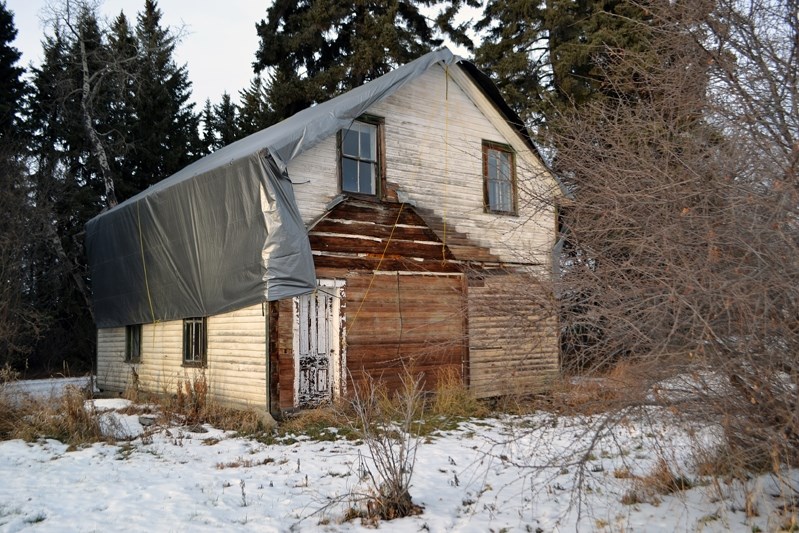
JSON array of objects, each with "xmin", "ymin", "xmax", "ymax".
[{"xmin": 85, "ymin": 48, "xmax": 459, "ymax": 328}]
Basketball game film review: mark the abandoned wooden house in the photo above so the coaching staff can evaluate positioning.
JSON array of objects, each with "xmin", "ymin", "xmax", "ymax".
[{"xmin": 86, "ymin": 48, "xmax": 562, "ymax": 415}]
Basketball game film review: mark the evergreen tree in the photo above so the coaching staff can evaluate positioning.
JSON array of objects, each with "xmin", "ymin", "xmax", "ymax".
[
  {"xmin": 253, "ymin": 0, "xmax": 478, "ymax": 123},
  {"xmin": 106, "ymin": 11, "xmax": 138, "ymax": 200},
  {"xmin": 475, "ymin": 0, "xmax": 653, "ymax": 126},
  {"xmin": 25, "ymin": 9, "xmax": 111, "ymax": 373},
  {"xmin": 0, "ymin": 1, "xmax": 25, "ymax": 138},
  {"xmin": 237, "ymin": 76, "xmax": 272, "ymax": 136},
  {"xmin": 0, "ymin": 1, "xmax": 41, "ymax": 368},
  {"xmin": 130, "ymin": 0, "xmax": 199, "ymax": 190},
  {"xmin": 199, "ymin": 98, "xmax": 215, "ymax": 154},
  {"xmin": 212, "ymin": 92, "xmax": 239, "ymax": 148}
]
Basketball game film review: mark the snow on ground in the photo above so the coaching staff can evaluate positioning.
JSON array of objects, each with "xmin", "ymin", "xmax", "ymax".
[
  {"xmin": 0, "ymin": 385, "xmax": 796, "ymax": 532},
  {"xmin": 0, "ymin": 376, "xmax": 93, "ymax": 404}
]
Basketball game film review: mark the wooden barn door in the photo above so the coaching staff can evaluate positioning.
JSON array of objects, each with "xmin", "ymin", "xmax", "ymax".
[{"xmin": 293, "ymin": 280, "xmax": 345, "ymax": 408}]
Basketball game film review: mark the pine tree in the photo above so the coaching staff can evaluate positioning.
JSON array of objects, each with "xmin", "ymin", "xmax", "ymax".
[
  {"xmin": 475, "ymin": 0, "xmax": 653, "ymax": 126},
  {"xmin": 0, "ymin": 1, "xmax": 25, "ymax": 138},
  {"xmin": 253, "ymin": 0, "xmax": 478, "ymax": 123},
  {"xmin": 130, "ymin": 0, "xmax": 199, "ymax": 190},
  {"xmin": 237, "ymin": 76, "xmax": 272, "ymax": 136}
]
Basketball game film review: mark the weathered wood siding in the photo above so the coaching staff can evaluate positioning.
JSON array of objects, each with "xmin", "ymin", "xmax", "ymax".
[
  {"xmin": 96, "ymin": 304, "xmax": 268, "ymax": 410},
  {"xmin": 273, "ymin": 269, "xmax": 467, "ymax": 408},
  {"xmin": 310, "ymin": 199, "xmax": 463, "ymax": 273},
  {"xmin": 345, "ymin": 272, "xmax": 467, "ymax": 394},
  {"xmin": 467, "ymin": 271, "xmax": 559, "ymax": 397},
  {"xmin": 288, "ymin": 63, "xmax": 557, "ymax": 269}
]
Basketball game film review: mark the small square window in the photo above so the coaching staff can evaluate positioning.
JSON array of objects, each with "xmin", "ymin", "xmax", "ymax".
[
  {"xmin": 340, "ymin": 120, "xmax": 379, "ymax": 195},
  {"xmin": 183, "ymin": 317, "xmax": 207, "ymax": 367},
  {"xmin": 483, "ymin": 142, "xmax": 516, "ymax": 214},
  {"xmin": 125, "ymin": 324, "xmax": 141, "ymax": 363}
]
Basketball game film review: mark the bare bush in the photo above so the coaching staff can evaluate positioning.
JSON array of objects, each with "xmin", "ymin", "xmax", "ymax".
[
  {"xmin": 0, "ymin": 385, "xmax": 111, "ymax": 445},
  {"xmin": 348, "ymin": 371, "xmax": 425, "ymax": 522},
  {"xmin": 552, "ymin": 0, "xmax": 799, "ymax": 471}
]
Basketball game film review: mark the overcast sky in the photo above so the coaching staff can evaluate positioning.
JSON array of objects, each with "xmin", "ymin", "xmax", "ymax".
[{"xmin": 5, "ymin": 0, "xmax": 268, "ymax": 108}]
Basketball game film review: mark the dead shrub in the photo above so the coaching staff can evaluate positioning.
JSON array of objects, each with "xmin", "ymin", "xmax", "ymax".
[
  {"xmin": 175, "ymin": 372, "xmax": 208, "ymax": 425},
  {"xmin": 0, "ymin": 386, "xmax": 113, "ymax": 445},
  {"xmin": 623, "ymin": 458, "xmax": 693, "ymax": 505},
  {"xmin": 348, "ymin": 371, "xmax": 425, "ymax": 522}
]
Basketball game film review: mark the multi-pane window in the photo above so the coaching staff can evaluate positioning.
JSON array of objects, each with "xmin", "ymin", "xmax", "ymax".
[
  {"xmin": 125, "ymin": 324, "xmax": 141, "ymax": 363},
  {"xmin": 341, "ymin": 120, "xmax": 379, "ymax": 195},
  {"xmin": 483, "ymin": 142, "xmax": 516, "ymax": 214},
  {"xmin": 183, "ymin": 317, "xmax": 207, "ymax": 366}
]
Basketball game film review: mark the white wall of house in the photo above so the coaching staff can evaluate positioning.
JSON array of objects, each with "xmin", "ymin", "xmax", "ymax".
[
  {"xmin": 96, "ymin": 304, "xmax": 267, "ymax": 410},
  {"xmin": 288, "ymin": 63, "xmax": 558, "ymax": 269}
]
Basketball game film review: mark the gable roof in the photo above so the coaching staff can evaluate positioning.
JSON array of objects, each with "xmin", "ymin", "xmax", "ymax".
[{"xmin": 85, "ymin": 48, "xmax": 539, "ymax": 328}]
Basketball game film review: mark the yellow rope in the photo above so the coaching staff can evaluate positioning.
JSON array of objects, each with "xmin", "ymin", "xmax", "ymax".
[
  {"xmin": 348, "ymin": 202, "xmax": 405, "ymax": 333},
  {"xmin": 136, "ymin": 202, "xmax": 157, "ymax": 325},
  {"xmin": 443, "ymin": 65, "xmax": 450, "ymax": 262}
]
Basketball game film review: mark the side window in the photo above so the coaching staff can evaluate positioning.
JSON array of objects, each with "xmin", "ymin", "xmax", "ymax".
[
  {"xmin": 483, "ymin": 142, "xmax": 516, "ymax": 214},
  {"xmin": 340, "ymin": 119, "xmax": 380, "ymax": 196},
  {"xmin": 183, "ymin": 317, "xmax": 207, "ymax": 367},
  {"xmin": 125, "ymin": 324, "xmax": 141, "ymax": 363}
]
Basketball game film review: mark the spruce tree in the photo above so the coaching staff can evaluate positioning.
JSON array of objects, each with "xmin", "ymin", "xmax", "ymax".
[
  {"xmin": 475, "ymin": 0, "xmax": 652, "ymax": 126},
  {"xmin": 253, "ymin": 0, "xmax": 478, "ymax": 123},
  {"xmin": 237, "ymin": 76, "xmax": 272, "ymax": 136},
  {"xmin": 130, "ymin": 0, "xmax": 199, "ymax": 190},
  {"xmin": 200, "ymin": 98, "xmax": 215, "ymax": 154},
  {"xmin": 0, "ymin": 1, "xmax": 40, "ymax": 368},
  {"xmin": 0, "ymin": 1, "xmax": 25, "ymax": 138},
  {"xmin": 212, "ymin": 92, "xmax": 239, "ymax": 149}
]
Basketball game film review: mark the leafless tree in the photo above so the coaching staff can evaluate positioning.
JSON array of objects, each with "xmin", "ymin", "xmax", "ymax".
[{"xmin": 552, "ymin": 0, "xmax": 799, "ymax": 469}]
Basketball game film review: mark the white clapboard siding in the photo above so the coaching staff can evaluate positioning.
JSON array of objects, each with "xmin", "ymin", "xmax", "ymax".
[
  {"xmin": 96, "ymin": 327, "xmax": 128, "ymax": 392},
  {"xmin": 287, "ymin": 64, "xmax": 558, "ymax": 268},
  {"xmin": 96, "ymin": 304, "xmax": 267, "ymax": 410},
  {"xmin": 206, "ymin": 304, "xmax": 267, "ymax": 409}
]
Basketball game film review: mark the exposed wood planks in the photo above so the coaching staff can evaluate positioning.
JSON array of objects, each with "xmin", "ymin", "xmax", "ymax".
[{"xmin": 467, "ymin": 271, "xmax": 559, "ymax": 398}]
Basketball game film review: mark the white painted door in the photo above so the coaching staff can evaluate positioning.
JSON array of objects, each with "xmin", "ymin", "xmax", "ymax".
[{"xmin": 293, "ymin": 280, "xmax": 344, "ymax": 408}]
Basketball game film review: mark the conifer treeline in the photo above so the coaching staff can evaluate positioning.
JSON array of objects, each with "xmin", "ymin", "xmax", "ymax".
[{"xmin": 0, "ymin": 0, "xmax": 662, "ymax": 373}]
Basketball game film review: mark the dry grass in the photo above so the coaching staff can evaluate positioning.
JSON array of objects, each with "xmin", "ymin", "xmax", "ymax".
[
  {"xmin": 0, "ymin": 385, "xmax": 114, "ymax": 446},
  {"xmin": 429, "ymin": 366, "xmax": 489, "ymax": 419},
  {"xmin": 620, "ymin": 458, "xmax": 694, "ymax": 505}
]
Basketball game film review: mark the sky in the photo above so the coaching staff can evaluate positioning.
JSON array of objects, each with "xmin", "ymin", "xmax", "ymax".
[{"xmin": 5, "ymin": 0, "xmax": 268, "ymax": 108}]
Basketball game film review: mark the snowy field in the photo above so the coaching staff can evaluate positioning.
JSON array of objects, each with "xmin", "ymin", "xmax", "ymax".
[{"xmin": 0, "ymin": 381, "xmax": 797, "ymax": 532}]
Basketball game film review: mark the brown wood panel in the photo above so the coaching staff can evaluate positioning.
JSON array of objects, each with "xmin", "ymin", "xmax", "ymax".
[
  {"xmin": 344, "ymin": 272, "xmax": 467, "ymax": 396},
  {"xmin": 276, "ymin": 299, "xmax": 295, "ymax": 409},
  {"xmin": 312, "ymin": 254, "xmax": 462, "ymax": 273},
  {"xmin": 309, "ymin": 234, "xmax": 456, "ymax": 260}
]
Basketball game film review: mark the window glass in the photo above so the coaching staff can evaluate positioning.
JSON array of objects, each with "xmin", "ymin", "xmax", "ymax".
[
  {"xmin": 342, "ymin": 129, "xmax": 359, "ymax": 157},
  {"xmin": 125, "ymin": 324, "xmax": 141, "ymax": 363},
  {"xmin": 484, "ymin": 144, "xmax": 515, "ymax": 214},
  {"xmin": 341, "ymin": 120, "xmax": 378, "ymax": 195},
  {"xmin": 183, "ymin": 317, "xmax": 206, "ymax": 366}
]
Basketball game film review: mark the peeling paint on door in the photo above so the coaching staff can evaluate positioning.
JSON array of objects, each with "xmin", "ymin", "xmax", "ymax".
[{"xmin": 293, "ymin": 279, "xmax": 345, "ymax": 408}]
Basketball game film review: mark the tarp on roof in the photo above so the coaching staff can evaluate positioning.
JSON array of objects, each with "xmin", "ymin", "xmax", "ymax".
[{"xmin": 85, "ymin": 48, "xmax": 459, "ymax": 328}]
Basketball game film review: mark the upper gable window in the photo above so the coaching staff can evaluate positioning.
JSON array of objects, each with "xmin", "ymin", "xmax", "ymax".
[
  {"xmin": 483, "ymin": 141, "xmax": 516, "ymax": 215},
  {"xmin": 341, "ymin": 120, "xmax": 379, "ymax": 195}
]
